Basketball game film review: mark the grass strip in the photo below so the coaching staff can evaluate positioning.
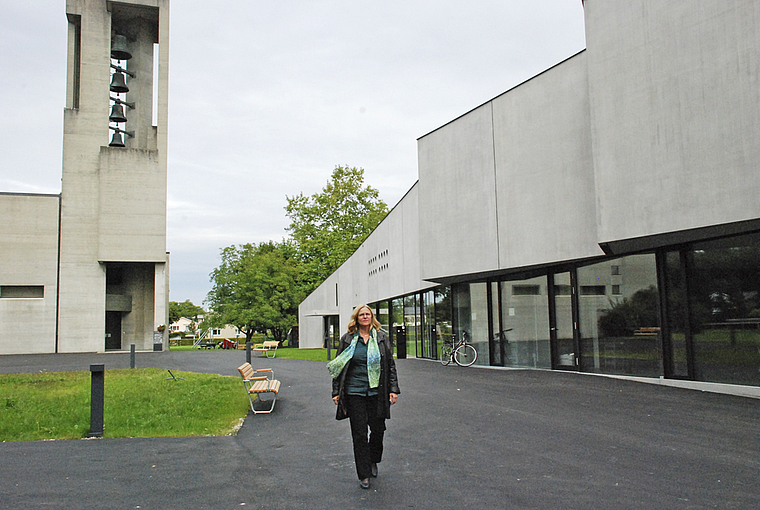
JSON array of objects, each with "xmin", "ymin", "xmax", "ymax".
[
  {"xmin": 170, "ymin": 344, "xmax": 334, "ymax": 360},
  {"xmin": 1, "ymin": 368, "xmax": 248, "ymax": 442}
]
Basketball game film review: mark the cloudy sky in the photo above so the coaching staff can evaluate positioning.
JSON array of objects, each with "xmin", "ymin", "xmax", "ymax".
[{"xmin": 1, "ymin": 1, "xmax": 586, "ymax": 307}]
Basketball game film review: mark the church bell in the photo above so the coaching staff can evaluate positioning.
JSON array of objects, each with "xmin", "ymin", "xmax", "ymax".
[
  {"xmin": 111, "ymin": 34, "xmax": 132, "ymax": 60},
  {"xmin": 110, "ymin": 72, "xmax": 129, "ymax": 93},
  {"xmin": 109, "ymin": 103, "xmax": 127, "ymax": 123},
  {"xmin": 109, "ymin": 131, "xmax": 125, "ymax": 147}
]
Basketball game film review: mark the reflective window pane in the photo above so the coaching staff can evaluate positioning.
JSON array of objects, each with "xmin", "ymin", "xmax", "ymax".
[
  {"xmin": 421, "ymin": 290, "xmax": 436, "ymax": 358},
  {"xmin": 391, "ymin": 297, "xmax": 405, "ymax": 358},
  {"xmin": 577, "ymin": 254, "xmax": 661, "ymax": 377},
  {"xmin": 376, "ymin": 301, "xmax": 389, "ymax": 332},
  {"xmin": 404, "ymin": 294, "xmax": 418, "ymax": 358},
  {"xmin": 664, "ymin": 251, "xmax": 689, "ymax": 378},
  {"xmin": 553, "ymin": 272, "xmax": 575, "ymax": 367},
  {"xmin": 499, "ymin": 276, "xmax": 551, "ymax": 368},
  {"xmin": 435, "ymin": 286, "xmax": 452, "ymax": 356},
  {"xmin": 690, "ymin": 233, "xmax": 760, "ymax": 386},
  {"xmin": 452, "ymin": 283, "xmax": 489, "ymax": 365}
]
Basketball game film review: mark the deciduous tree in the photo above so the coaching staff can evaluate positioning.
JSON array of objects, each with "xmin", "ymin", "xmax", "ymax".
[
  {"xmin": 205, "ymin": 241, "xmax": 302, "ymax": 344},
  {"xmin": 285, "ymin": 165, "xmax": 388, "ymax": 292},
  {"xmin": 168, "ymin": 300, "xmax": 205, "ymax": 325}
]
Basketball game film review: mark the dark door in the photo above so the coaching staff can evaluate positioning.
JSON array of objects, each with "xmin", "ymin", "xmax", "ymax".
[
  {"xmin": 395, "ymin": 325, "xmax": 407, "ymax": 359},
  {"xmin": 105, "ymin": 311, "xmax": 122, "ymax": 350}
]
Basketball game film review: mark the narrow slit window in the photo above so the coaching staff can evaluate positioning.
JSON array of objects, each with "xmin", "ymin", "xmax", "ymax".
[
  {"xmin": 512, "ymin": 284, "xmax": 541, "ymax": 296},
  {"xmin": 0, "ymin": 286, "xmax": 44, "ymax": 299},
  {"xmin": 580, "ymin": 285, "xmax": 606, "ymax": 296}
]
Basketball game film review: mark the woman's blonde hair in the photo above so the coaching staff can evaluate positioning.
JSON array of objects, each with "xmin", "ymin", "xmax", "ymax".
[{"xmin": 347, "ymin": 305, "xmax": 381, "ymax": 334}]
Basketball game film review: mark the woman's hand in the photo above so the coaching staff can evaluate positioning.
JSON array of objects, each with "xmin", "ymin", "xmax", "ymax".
[
  {"xmin": 389, "ymin": 393, "xmax": 398, "ymax": 405},
  {"xmin": 333, "ymin": 395, "xmax": 339, "ymax": 405}
]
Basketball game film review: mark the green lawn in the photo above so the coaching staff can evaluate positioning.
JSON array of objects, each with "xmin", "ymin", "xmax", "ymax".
[
  {"xmin": 170, "ymin": 344, "xmax": 335, "ymax": 360},
  {"xmin": 0, "ymin": 368, "xmax": 249, "ymax": 442}
]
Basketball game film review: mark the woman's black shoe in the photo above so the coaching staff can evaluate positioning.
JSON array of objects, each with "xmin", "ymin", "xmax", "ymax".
[
  {"xmin": 370, "ymin": 463, "xmax": 378, "ymax": 478},
  {"xmin": 360, "ymin": 478, "xmax": 370, "ymax": 489}
]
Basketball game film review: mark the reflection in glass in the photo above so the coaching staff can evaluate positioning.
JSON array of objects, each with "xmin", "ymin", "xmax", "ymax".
[
  {"xmin": 421, "ymin": 290, "xmax": 436, "ymax": 358},
  {"xmin": 374, "ymin": 300, "xmax": 391, "ymax": 353},
  {"xmin": 324, "ymin": 315, "xmax": 340, "ymax": 351},
  {"xmin": 376, "ymin": 301, "xmax": 389, "ymax": 332},
  {"xmin": 452, "ymin": 283, "xmax": 489, "ymax": 365},
  {"xmin": 391, "ymin": 297, "xmax": 405, "ymax": 357},
  {"xmin": 499, "ymin": 276, "xmax": 551, "ymax": 368},
  {"xmin": 577, "ymin": 254, "xmax": 661, "ymax": 377},
  {"xmin": 664, "ymin": 251, "xmax": 689, "ymax": 378},
  {"xmin": 404, "ymin": 294, "xmax": 418, "ymax": 358},
  {"xmin": 435, "ymin": 286, "xmax": 452, "ymax": 357},
  {"xmin": 689, "ymin": 234, "xmax": 760, "ymax": 386},
  {"xmin": 553, "ymin": 272, "xmax": 575, "ymax": 368},
  {"xmin": 490, "ymin": 282, "xmax": 503, "ymax": 365}
]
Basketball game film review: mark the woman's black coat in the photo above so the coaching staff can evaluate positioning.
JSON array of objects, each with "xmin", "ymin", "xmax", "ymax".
[{"xmin": 331, "ymin": 329, "xmax": 400, "ymax": 421}]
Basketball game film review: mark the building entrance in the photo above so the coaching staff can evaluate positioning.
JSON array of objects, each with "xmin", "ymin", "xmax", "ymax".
[{"xmin": 105, "ymin": 311, "xmax": 121, "ymax": 350}]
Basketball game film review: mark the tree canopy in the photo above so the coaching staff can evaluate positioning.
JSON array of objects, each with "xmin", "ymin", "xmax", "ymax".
[
  {"xmin": 168, "ymin": 300, "xmax": 205, "ymax": 325},
  {"xmin": 285, "ymin": 165, "xmax": 388, "ymax": 292},
  {"xmin": 202, "ymin": 165, "xmax": 387, "ymax": 341},
  {"xmin": 205, "ymin": 241, "xmax": 302, "ymax": 344}
]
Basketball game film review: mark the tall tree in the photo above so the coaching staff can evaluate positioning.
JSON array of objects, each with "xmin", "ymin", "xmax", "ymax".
[
  {"xmin": 285, "ymin": 165, "xmax": 388, "ymax": 292},
  {"xmin": 205, "ymin": 241, "xmax": 302, "ymax": 344}
]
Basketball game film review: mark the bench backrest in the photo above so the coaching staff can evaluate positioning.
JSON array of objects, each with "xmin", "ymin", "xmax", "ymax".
[
  {"xmin": 263, "ymin": 341, "xmax": 279, "ymax": 348},
  {"xmin": 238, "ymin": 363, "xmax": 255, "ymax": 380}
]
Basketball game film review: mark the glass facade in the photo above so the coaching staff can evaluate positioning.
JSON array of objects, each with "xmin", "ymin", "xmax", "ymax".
[
  {"xmin": 552, "ymin": 272, "xmax": 575, "ymax": 368},
  {"xmin": 390, "ymin": 297, "xmax": 405, "ymax": 357},
  {"xmin": 435, "ymin": 287, "xmax": 452, "ymax": 355},
  {"xmin": 499, "ymin": 277, "xmax": 551, "ymax": 368},
  {"xmin": 577, "ymin": 254, "xmax": 660, "ymax": 377},
  {"xmin": 363, "ymin": 230, "xmax": 760, "ymax": 388},
  {"xmin": 324, "ymin": 315, "xmax": 340, "ymax": 350},
  {"xmin": 452, "ymin": 283, "xmax": 490, "ymax": 363},
  {"xmin": 404, "ymin": 294, "xmax": 418, "ymax": 358},
  {"xmin": 664, "ymin": 232, "xmax": 760, "ymax": 386}
]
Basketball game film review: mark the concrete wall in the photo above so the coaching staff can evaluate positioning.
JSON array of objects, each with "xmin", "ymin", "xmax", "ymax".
[
  {"xmin": 492, "ymin": 53, "xmax": 599, "ymax": 269},
  {"xmin": 418, "ymin": 52, "xmax": 600, "ymax": 282},
  {"xmin": 98, "ymin": 147, "xmax": 166, "ymax": 261},
  {"xmin": 585, "ymin": 0, "xmax": 760, "ymax": 244},
  {"xmin": 0, "ymin": 194, "xmax": 60, "ymax": 353},
  {"xmin": 417, "ymin": 104, "xmax": 500, "ymax": 281}
]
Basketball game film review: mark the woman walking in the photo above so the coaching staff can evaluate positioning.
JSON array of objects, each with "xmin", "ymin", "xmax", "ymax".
[{"xmin": 328, "ymin": 305, "xmax": 400, "ymax": 489}]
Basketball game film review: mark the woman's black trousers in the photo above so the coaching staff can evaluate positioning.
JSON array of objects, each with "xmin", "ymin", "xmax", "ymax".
[{"xmin": 346, "ymin": 394, "xmax": 386, "ymax": 480}]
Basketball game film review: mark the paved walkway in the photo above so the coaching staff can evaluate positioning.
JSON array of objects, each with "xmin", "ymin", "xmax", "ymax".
[{"xmin": 1, "ymin": 351, "xmax": 758, "ymax": 509}]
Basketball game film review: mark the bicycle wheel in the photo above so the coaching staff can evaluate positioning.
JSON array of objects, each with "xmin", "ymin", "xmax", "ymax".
[
  {"xmin": 440, "ymin": 344, "xmax": 453, "ymax": 366},
  {"xmin": 454, "ymin": 344, "xmax": 477, "ymax": 367}
]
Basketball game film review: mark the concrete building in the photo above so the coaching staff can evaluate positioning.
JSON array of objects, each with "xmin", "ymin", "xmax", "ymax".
[
  {"xmin": 299, "ymin": 0, "xmax": 760, "ymax": 394},
  {"xmin": 0, "ymin": 0, "xmax": 170, "ymax": 354}
]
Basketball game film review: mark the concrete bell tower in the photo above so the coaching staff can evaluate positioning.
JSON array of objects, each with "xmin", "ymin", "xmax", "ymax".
[{"xmin": 59, "ymin": 0, "xmax": 170, "ymax": 352}]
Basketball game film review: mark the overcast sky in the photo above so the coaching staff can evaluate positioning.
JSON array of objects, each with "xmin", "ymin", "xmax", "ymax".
[{"xmin": 1, "ymin": 1, "xmax": 586, "ymax": 307}]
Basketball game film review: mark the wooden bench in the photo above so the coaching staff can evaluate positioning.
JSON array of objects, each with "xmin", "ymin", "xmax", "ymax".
[
  {"xmin": 252, "ymin": 340, "xmax": 280, "ymax": 358},
  {"xmin": 237, "ymin": 363, "xmax": 281, "ymax": 414},
  {"xmin": 633, "ymin": 327, "xmax": 661, "ymax": 336}
]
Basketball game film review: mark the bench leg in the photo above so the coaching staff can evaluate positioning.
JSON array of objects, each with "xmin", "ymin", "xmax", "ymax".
[{"xmin": 251, "ymin": 391, "xmax": 277, "ymax": 414}]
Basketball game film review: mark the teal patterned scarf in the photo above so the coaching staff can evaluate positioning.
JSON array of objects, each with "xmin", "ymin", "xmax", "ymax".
[{"xmin": 327, "ymin": 329, "xmax": 381, "ymax": 388}]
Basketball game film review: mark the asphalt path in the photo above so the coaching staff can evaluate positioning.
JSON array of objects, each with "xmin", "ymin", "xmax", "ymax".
[{"xmin": 0, "ymin": 350, "xmax": 758, "ymax": 509}]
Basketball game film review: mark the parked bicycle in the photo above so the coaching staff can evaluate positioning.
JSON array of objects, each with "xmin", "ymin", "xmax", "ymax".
[{"xmin": 440, "ymin": 331, "xmax": 478, "ymax": 367}]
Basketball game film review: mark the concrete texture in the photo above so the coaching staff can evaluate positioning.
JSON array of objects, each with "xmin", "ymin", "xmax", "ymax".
[
  {"xmin": 1, "ymin": 351, "xmax": 758, "ymax": 509},
  {"xmin": 0, "ymin": 193, "xmax": 60, "ymax": 353},
  {"xmin": 56, "ymin": 0, "xmax": 170, "ymax": 353}
]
